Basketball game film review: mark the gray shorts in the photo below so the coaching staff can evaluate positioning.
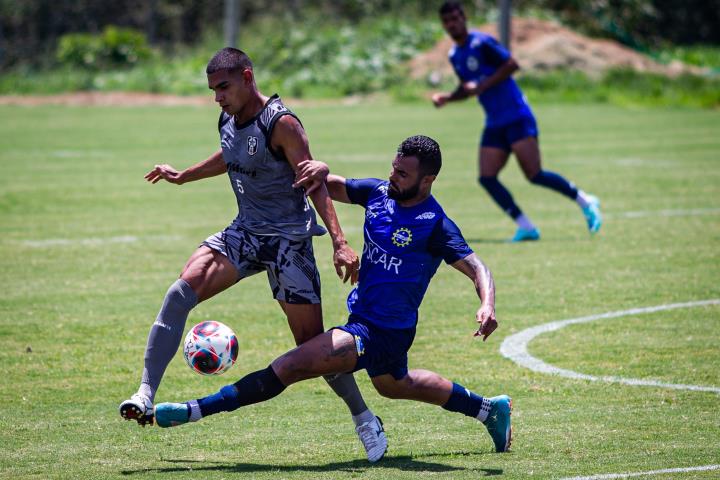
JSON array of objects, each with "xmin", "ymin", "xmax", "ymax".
[{"xmin": 202, "ymin": 227, "xmax": 321, "ymax": 304}]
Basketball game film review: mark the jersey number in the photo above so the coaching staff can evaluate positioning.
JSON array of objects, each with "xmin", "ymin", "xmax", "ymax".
[{"xmin": 235, "ymin": 179, "xmax": 244, "ymax": 194}]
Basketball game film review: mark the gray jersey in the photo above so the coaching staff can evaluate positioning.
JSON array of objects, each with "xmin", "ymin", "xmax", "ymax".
[{"xmin": 218, "ymin": 95, "xmax": 326, "ymax": 239}]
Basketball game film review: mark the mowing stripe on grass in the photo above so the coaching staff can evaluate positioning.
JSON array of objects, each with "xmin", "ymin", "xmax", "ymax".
[
  {"xmin": 500, "ymin": 299, "xmax": 720, "ymax": 393},
  {"xmin": 560, "ymin": 464, "xmax": 720, "ymax": 479},
  {"xmin": 22, "ymin": 234, "xmax": 182, "ymax": 247},
  {"xmin": 606, "ymin": 208, "xmax": 720, "ymax": 219}
]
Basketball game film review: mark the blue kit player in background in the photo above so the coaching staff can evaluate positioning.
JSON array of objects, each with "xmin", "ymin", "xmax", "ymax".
[
  {"xmin": 153, "ymin": 135, "xmax": 512, "ymax": 457},
  {"xmin": 432, "ymin": 1, "xmax": 602, "ymax": 242}
]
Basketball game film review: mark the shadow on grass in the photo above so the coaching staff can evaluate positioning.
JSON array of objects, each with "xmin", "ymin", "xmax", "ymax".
[{"xmin": 121, "ymin": 452, "xmax": 503, "ymax": 476}]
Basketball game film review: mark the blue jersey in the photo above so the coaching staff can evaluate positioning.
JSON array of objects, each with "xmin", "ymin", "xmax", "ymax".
[
  {"xmin": 345, "ymin": 178, "xmax": 473, "ymax": 329},
  {"xmin": 449, "ymin": 31, "xmax": 533, "ymax": 127}
]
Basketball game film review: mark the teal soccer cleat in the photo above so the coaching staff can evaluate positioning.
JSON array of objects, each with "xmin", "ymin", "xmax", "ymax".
[
  {"xmin": 582, "ymin": 195, "xmax": 602, "ymax": 234},
  {"xmin": 510, "ymin": 227, "xmax": 540, "ymax": 242},
  {"xmin": 154, "ymin": 402, "xmax": 190, "ymax": 428},
  {"xmin": 483, "ymin": 395, "xmax": 512, "ymax": 452}
]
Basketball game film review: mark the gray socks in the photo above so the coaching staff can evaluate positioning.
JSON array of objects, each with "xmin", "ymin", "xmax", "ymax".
[
  {"xmin": 324, "ymin": 373, "xmax": 370, "ymax": 419},
  {"xmin": 138, "ymin": 278, "xmax": 198, "ymax": 402}
]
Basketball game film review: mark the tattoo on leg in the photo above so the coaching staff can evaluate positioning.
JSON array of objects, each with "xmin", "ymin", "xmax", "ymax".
[{"xmin": 327, "ymin": 343, "xmax": 355, "ymax": 358}]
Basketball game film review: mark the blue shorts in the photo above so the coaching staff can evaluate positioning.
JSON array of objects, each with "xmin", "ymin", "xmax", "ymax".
[
  {"xmin": 335, "ymin": 315, "xmax": 416, "ymax": 380},
  {"xmin": 481, "ymin": 116, "xmax": 538, "ymax": 152}
]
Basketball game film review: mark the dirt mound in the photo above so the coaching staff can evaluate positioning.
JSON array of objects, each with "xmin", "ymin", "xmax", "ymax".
[{"xmin": 409, "ymin": 17, "xmax": 703, "ymax": 83}]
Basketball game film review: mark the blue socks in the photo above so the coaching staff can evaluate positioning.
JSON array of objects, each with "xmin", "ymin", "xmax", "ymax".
[
  {"xmin": 442, "ymin": 382, "xmax": 492, "ymax": 422},
  {"xmin": 195, "ymin": 365, "xmax": 287, "ymax": 418},
  {"xmin": 479, "ymin": 176, "xmax": 522, "ymax": 219},
  {"xmin": 480, "ymin": 171, "xmax": 580, "ymax": 223},
  {"xmin": 530, "ymin": 170, "xmax": 578, "ymax": 200}
]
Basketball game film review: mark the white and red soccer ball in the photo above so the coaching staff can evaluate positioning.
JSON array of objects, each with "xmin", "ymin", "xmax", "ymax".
[{"xmin": 183, "ymin": 321, "xmax": 239, "ymax": 375}]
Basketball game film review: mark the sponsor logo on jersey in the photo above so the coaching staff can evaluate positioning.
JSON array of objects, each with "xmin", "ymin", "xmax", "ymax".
[
  {"xmin": 467, "ymin": 56, "xmax": 479, "ymax": 71},
  {"xmin": 415, "ymin": 212, "xmax": 436, "ymax": 220},
  {"xmin": 391, "ymin": 227, "xmax": 412, "ymax": 247},
  {"xmin": 247, "ymin": 136, "xmax": 258, "ymax": 155},
  {"xmin": 227, "ymin": 163, "xmax": 257, "ymax": 178},
  {"xmin": 363, "ymin": 234, "xmax": 403, "ymax": 274}
]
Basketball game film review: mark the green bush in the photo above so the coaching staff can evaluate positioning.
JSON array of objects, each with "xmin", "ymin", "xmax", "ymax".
[{"xmin": 56, "ymin": 26, "xmax": 152, "ymax": 69}]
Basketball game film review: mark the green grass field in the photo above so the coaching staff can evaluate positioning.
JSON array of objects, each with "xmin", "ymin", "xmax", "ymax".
[{"xmin": 1, "ymin": 100, "xmax": 718, "ymax": 479}]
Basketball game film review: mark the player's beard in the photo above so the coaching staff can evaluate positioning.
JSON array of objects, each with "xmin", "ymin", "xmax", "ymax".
[{"xmin": 388, "ymin": 179, "xmax": 421, "ymax": 201}]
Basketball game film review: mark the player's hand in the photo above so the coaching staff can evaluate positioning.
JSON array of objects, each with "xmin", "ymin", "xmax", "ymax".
[
  {"xmin": 293, "ymin": 160, "xmax": 329, "ymax": 196},
  {"xmin": 462, "ymin": 81, "xmax": 479, "ymax": 96},
  {"xmin": 145, "ymin": 164, "xmax": 183, "ymax": 185},
  {"xmin": 333, "ymin": 242, "xmax": 360, "ymax": 284},
  {"xmin": 431, "ymin": 93, "xmax": 449, "ymax": 108},
  {"xmin": 474, "ymin": 303, "xmax": 497, "ymax": 341}
]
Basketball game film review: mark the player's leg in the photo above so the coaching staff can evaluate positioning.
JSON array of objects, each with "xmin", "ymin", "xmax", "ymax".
[
  {"xmin": 269, "ymin": 236, "xmax": 384, "ymax": 460},
  {"xmin": 371, "ymin": 370, "xmax": 512, "ymax": 452},
  {"xmin": 154, "ymin": 329, "xmax": 358, "ymax": 424},
  {"xmin": 479, "ymin": 144, "xmax": 539, "ymax": 241},
  {"xmin": 279, "ymin": 301, "xmax": 371, "ymax": 417},
  {"xmin": 512, "ymin": 131, "xmax": 602, "ymax": 234},
  {"xmin": 119, "ymin": 245, "xmax": 239, "ymax": 424}
]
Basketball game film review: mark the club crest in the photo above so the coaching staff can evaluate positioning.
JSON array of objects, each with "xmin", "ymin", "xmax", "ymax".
[
  {"xmin": 391, "ymin": 227, "xmax": 413, "ymax": 247},
  {"xmin": 247, "ymin": 136, "xmax": 258, "ymax": 155}
]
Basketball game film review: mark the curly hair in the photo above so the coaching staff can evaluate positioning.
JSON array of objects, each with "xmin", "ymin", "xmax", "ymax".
[{"xmin": 397, "ymin": 135, "xmax": 442, "ymax": 176}]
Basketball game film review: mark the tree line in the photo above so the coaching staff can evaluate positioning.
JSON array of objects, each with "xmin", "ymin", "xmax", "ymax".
[{"xmin": 1, "ymin": 0, "xmax": 718, "ymax": 69}]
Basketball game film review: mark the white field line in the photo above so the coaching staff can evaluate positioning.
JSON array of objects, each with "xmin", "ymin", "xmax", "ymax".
[
  {"xmin": 22, "ymin": 235, "xmax": 181, "ymax": 247},
  {"xmin": 500, "ymin": 299, "xmax": 720, "ymax": 394},
  {"xmin": 561, "ymin": 464, "xmax": 720, "ymax": 480},
  {"xmin": 605, "ymin": 207, "xmax": 720, "ymax": 219}
]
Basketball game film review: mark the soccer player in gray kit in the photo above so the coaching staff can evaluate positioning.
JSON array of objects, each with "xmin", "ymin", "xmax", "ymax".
[{"xmin": 119, "ymin": 48, "xmax": 387, "ymax": 462}]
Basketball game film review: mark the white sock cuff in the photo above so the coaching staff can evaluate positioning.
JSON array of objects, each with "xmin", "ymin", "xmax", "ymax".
[
  {"xmin": 352, "ymin": 409, "xmax": 375, "ymax": 427},
  {"xmin": 476, "ymin": 398, "xmax": 492, "ymax": 423},
  {"xmin": 188, "ymin": 400, "xmax": 202, "ymax": 422}
]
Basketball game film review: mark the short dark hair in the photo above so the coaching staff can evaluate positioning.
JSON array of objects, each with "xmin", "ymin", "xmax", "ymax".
[
  {"xmin": 439, "ymin": 1, "xmax": 465, "ymax": 16},
  {"xmin": 397, "ymin": 135, "xmax": 442, "ymax": 176},
  {"xmin": 206, "ymin": 48, "xmax": 253, "ymax": 74}
]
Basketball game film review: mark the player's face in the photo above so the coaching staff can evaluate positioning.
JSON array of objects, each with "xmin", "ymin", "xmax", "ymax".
[
  {"xmin": 440, "ymin": 9, "xmax": 468, "ymax": 42},
  {"xmin": 388, "ymin": 154, "xmax": 423, "ymax": 201},
  {"xmin": 207, "ymin": 68, "xmax": 252, "ymax": 115}
]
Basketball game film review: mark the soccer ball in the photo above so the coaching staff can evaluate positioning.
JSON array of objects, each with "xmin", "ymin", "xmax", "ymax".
[{"xmin": 183, "ymin": 321, "xmax": 239, "ymax": 375}]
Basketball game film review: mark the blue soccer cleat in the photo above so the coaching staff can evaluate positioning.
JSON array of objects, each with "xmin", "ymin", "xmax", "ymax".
[
  {"xmin": 582, "ymin": 195, "xmax": 602, "ymax": 234},
  {"xmin": 510, "ymin": 227, "xmax": 540, "ymax": 242},
  {"xmin": 154, "ymin": 402, "xmax": 190, "ymax": 428},
  {"xmin": 483, "ymin": 395, "xmax": 512, "ymax": 452}
]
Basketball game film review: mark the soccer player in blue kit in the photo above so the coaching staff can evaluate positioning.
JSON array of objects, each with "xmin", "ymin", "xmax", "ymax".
[
  {"xmin": 432, "ymin": 1, "xmax": 602, "ymax": 242},
  {"xmin": 153, "ymin": 135, "xmax": 512, "ymax": 458}
]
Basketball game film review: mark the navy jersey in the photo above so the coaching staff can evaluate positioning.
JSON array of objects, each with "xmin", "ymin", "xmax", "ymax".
[
  {"xmin": 449, "ymin": 31, "xmax": 533, "ymax": 127},
  {"xmin": 345, "ymin": 178, "xmax": 473, "ymax": 329}
]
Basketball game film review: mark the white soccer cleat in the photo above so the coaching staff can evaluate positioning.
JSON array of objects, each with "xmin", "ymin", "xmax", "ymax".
[
  {"xmin": 355, "ymin": 416, "xmax": 387, "ymax": 462},
  {"xmin": 119, "ymin": 393, "xmax": 154, "ymax": 426}
]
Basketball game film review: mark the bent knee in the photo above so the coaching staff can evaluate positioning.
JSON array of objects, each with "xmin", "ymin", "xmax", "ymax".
[
  {"xmin": 479, "ymin": 176, "xmax": 498, "ymax": 189},
  {"xmin": 374, "ymin": 378, "xmax": 412, "ymax": 400}
]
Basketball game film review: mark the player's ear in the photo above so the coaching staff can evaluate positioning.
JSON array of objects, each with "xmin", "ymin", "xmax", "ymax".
[
  {"xmin": 422, "ymin": 174, "xmax": 437, "ymax": 188},
  {"xmin": 242, "ymin": 68, "xmax": 254, "ymax": 86}
]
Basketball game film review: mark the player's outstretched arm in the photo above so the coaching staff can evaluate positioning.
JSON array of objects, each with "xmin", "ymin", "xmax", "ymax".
[
  {"xmin": 463, "ymin": 58, "xmax": 519, "ymax": 96},
  {"xmin": 431, "ymin": 83, "xmax": 472, "ymax": 108},
  {"xmin": 294, "ymin": 161, "xmax": 352, "ymax": 204},
  {"xmin": 451, "ymin": 253, "xmax": 497, "ymax": 341},
  {"xmin": 272, "ymin": 116, "xmax": 359, "ymax": 284},
  {"xmin": 144, "ymin": 149, "xmax": 227, "ymax": 185}
]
